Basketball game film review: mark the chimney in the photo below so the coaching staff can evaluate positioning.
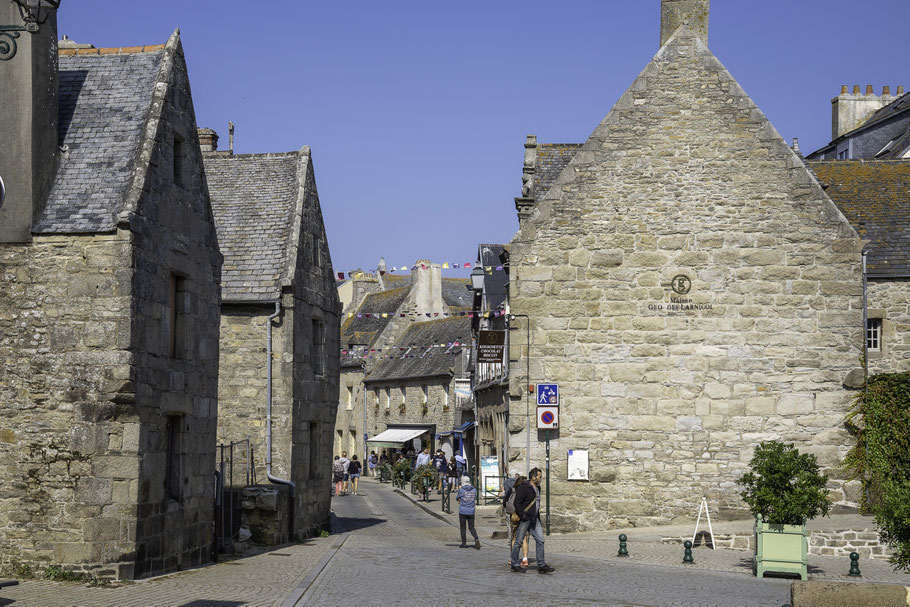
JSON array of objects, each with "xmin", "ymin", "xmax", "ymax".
[
  {"xmin": 831, "ymin": 84, "xmax": 892, "ymax": 140},
  {"xmin": 0, "ymin": 1, "xmax": 61, "ymax": 242},
  {"xmin": 412, "ymin": 260, "xmax": 443, "ymax": 320},
  {"xmin": 197, "ymin": 128, "xmax": 219, "ymax": 152},
  {"xmin": 660, "ymin": 0, "xmax": 709, "ymax": 47}
]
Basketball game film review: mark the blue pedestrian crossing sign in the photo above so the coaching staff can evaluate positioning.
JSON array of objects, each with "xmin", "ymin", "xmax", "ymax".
[{"xmin": 537, "ymin": 383, "xmax": 558, "ymax": 406}]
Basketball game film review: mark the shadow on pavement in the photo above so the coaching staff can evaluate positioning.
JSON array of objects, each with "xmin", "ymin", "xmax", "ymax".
[
  {"xmin": 179, "ymin": 602, "xmax": 245, "ymax": 607},
  {"xmin": 0, "ymin": 599, "xmax": 13, "ymax": 606},
  {"xmin": 331, "ymin": 513, "xmax": 385, "ymax": 533}
]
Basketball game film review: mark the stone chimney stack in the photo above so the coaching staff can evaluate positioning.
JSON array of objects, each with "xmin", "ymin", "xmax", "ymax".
[
  {"xmin": 197, "ymin": 128, "xmax": 219, "ymax": 152},
  {"xmin": 412, "ymin": 260, "xmax": 443, "ymax": 320},
  {"xmin": 831, "ymin": 84, "xmax": 898, "ymax": 140},
  {"xmin": 0, "ymin": 1, "xmax": 61, "ymax": 242},
  {"xmin": 660, "ymin": 0, "xmax": 709, "ymax": 47}
]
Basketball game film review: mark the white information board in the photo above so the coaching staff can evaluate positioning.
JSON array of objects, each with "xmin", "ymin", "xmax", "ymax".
[{"xmin": 567, "ymin": 449, "xmax": 589, "ymax": 481}]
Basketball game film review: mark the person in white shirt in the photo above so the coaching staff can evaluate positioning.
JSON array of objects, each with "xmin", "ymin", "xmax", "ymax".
[{"xmin": 415, "ymin": 448, "xmax": 431, "ymax": 468}]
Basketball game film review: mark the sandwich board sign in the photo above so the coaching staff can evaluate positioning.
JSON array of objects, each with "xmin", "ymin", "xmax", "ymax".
[
  {"xmin": 537, "ymin": 383, "xmax": 558, "ymax": 405},
  {"xmin": 537, "ymin": 406, "xmax": 558, "ymax": 429}
]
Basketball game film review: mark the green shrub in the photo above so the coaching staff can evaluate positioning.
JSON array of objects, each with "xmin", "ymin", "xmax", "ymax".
[
  {"xmin": 42, "ymin": 565, "xmax": 92, "ymax": 583},
  {"xmin": 412, "ymin": 464, "xmax": 437, "ymax": 495},
  {"xmin": 844, "ymin": 371, "xmax": 910, "ymax": 571},
  {"xmin": 738, "ymin": 440, "xmax": 830, "ymax": 525}
]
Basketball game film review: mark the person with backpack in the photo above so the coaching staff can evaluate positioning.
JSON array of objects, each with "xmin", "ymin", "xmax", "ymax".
[
  {"xmin": 338, "ymin": 451, "xmax": 351, "ymax": 496},
  {"xmin": 510, "ymin": 467, "xmax": 554, "ymax": 574},
  {"xmin": 503, "ymin": 473, "xmax": 529, "ymax": 568},
  {"xmin": 456, "ymin": 475, "xmax": 481, "ymax": 550},
  {"xmin": 347, "ymin": 455, "xmax": 362, "ymax": 495},
  {"xmin": 368, "ymin": 451, "xmax": 378, "ymax": 478},
  {"xmin": 433, "ymin": 450, "xmax": 447, "ymax": 493},
  {"xmin": 332, "ymin": 455, "xmax": 345, "ymax": 496}
]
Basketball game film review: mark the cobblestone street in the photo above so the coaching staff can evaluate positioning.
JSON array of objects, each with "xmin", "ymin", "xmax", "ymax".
[{"xmin": 10, "ymin": 477, "xmax": 910, "ymax": 606}]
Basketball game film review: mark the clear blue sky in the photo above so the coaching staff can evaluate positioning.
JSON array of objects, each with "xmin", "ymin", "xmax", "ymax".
[{"xmin": 59, "ymin": 1, "xmax": 909, "ymax": 278}]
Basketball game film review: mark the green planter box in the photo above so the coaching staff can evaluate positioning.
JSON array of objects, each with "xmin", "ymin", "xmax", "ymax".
[{"xmin": 754, "ymin": 514, "xmax": 808, "ymax": 580}]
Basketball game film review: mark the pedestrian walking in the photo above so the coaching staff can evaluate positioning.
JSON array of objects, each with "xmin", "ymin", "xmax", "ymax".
[
  {"xmin": 446, "ymin": 457, "xmax": 458, "ymax": 489},
  {"xmin": 368, "ymin": 451, "xmax": 378, "ymax": 478},
  {"xmin": 503, "ymin": 472, "xmax": 529, "ymax": 568},
  {"xmin": 348, "ymin": 455, "xmax": 362, "ymax": 495},
  {"xmin": 332, "ymin": 455, "xmax": 345, "ymax": 496},
  {"xmin": 456, "ymin": 475, "xmax": 481, "ymax": 550},
  {"xmin": 338, "ymin": 451, "xmax": 351, "ymax": 496},
  {"xmin": 433, "ymin": 450, "xmax": 447, "ymax": 493},
  {"xmin": 510, "ymin": 467, "xmax": 554, "ymax": 574}
]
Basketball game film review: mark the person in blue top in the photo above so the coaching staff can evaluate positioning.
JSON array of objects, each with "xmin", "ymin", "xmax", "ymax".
[{"xmin": 456, "ymin": 476, "xmax": 481, "ymax": 549}]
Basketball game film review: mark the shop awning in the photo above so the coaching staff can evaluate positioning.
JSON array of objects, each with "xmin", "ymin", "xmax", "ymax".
[
  {"xmin": 366, "ymin": 427, "xmax": 428, "ymax": 448},
  {"xmin": 437, "ymin": 421, "xmax": 475, "ymax": 438}
]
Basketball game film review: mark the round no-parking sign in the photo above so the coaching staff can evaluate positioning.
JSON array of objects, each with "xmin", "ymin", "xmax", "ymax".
[{"xmin": 537, "ymin": 406, "xmax": 558, "ymax": 429}]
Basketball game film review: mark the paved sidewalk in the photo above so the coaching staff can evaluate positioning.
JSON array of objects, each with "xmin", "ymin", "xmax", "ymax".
[
  {"xmin": 0, "ymin": 538, "xmax": 334, "ymax": 607},
  {"xmin": 389, "ymin": 477, "xmax": 910, "ymax": 586}
]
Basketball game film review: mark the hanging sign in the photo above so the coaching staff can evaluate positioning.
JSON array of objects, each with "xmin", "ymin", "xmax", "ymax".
[
  {"xmin": 477, "ymin": 330, "xmax": 506, "ymax": 363},
  {"xmin": 537, "ymin": 406, "xmax": 559, "ymax": 429}
]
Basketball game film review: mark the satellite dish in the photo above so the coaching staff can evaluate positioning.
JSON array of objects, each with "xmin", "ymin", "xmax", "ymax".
[{"xmin": 0, "ymin": 173, "xmax": 5, "ymax": 211}]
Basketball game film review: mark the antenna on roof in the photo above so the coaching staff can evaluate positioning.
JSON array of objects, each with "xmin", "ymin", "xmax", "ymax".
[{"xmin": 228, "ymin": 121, "xmax": 235, "ymax": 153}]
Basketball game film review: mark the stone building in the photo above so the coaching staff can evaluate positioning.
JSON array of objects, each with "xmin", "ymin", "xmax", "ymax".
[
  {"xmin": 470, "ymin": 245, "xmax": 513, "ymax": 469},
  {"xmin": 335, "ymin": 263, "xmax": 472, "ymax": 460},
  {"xmin": 506, "ymin": 0, "xmax": 867, "ymax": 531},
  {"xmin": 807, "ymin": 86, "xmax": 909, "ymax": 161},
  {"xmin": 202, "ymin": 134, "xmax": 340, "ymax": 540},
  {"xmin": 809, "ymin": 160, "xmax": 910, "ymax": 375},
  {"xmin": 0, "ymin": 11, "xmax": 221, "ymax": 580}
]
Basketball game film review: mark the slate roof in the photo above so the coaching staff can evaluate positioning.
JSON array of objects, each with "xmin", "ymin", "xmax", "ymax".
[
  {"xmin": 808, "ymin": 92, "xmax": 910, "ymax": 160},
  {"xmin": 35, "ymin": 48, "xmax": 164, "ymax": 233},
  {"xmin": 204, "ymin": 152, "xmax": 301, "ymax": 301},
  {"xmin": 810, "ymin": 160, "xmax": 910, "ymax": 277},
  {"xmin": 364, "ymin": 317, "xmax": 471, "ymax": 383},
  {"xmin": 341, "ymin": 287, "xmax": 409, "ymax": 348},
  {"xmin": 442, "ymin": 278, "xmax": 473, "ymax": 309},
  {"xmin": 534, "ymin": 144, "xmax": 582, "ymax": 202}
]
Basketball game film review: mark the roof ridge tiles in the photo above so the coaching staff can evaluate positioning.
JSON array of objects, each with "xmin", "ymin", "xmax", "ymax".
[{"xmin": 58, "ymin": 44, "xmax": 166, "ymax": 56}]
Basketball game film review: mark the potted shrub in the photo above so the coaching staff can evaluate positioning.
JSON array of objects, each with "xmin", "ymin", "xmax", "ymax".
[{"xmin": 738, "ymin": 441, "xmax": 831, "ymax": 580}]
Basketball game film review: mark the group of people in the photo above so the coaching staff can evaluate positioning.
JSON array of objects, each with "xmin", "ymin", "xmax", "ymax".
[
  {"xmin": 501, "ymin": 467, "xmax": 554, "ymax": 574},
  {"xmin": 452, "ymin": 463, "xmax": 554, "ymax": 574},
  {"xmin": 331, "ymin": 451, "xmax": 362, "ymax": 496}
]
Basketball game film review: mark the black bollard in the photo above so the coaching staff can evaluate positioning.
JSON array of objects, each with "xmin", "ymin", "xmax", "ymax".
[
  {"xmin": 848, "ymin": 551, "xmax": 861, "ymax": 577},
  {"xmin": 683, "ymin": 540, "xmax": 694, "ymax": 564},
  {"xmin": 617, "ymin": 534, "xmax": 629, "ymax": 557}
]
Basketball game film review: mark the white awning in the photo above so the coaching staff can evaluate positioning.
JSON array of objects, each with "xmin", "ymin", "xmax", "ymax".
[{"xmin": 367, "ymin": 427, "xmax": 428, "ymax": 448}]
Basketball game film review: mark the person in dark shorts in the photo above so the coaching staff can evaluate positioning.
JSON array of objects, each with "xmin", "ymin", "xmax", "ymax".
[{"xmin": 348, "ymin": 455, "xmax": 362, "ymax": 495}]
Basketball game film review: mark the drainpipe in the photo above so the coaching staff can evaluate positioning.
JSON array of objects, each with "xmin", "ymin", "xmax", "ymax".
[
  {"xmin": 862, "ymin": 251, "xmax": 868, "ymax": 384},
  {"xmin": 266, "ymin": 301, "xmax": 296, "ymax": 540}
]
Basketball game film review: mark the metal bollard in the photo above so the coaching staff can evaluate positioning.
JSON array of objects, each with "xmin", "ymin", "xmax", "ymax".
[
  {"xmin": 848, "ymin": 551, "xmax": 861, "ymax": 577},
  {"xmin": 617, "ymin": 534, "xmax": 629, "ymax": 557},
  {"xmin": 683, "ymin": 540, "xmax": 694, "ymax": 564}
]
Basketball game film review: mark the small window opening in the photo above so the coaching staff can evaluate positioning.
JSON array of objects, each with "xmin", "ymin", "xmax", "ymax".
[{"xmin": 867, "ymin": 318, "xmax": 883, "ymax": 351}]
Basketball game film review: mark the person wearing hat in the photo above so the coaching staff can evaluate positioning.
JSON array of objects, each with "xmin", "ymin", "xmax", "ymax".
[{"xmin": 456, "ymin": 475, "xmax": 481, "ymax": 549}]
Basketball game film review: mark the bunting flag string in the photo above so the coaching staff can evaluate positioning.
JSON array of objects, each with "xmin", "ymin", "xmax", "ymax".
[
  {"xmin": 341, "ymin": 340, "xmax": 475, "ymax": 361},
  {"xmin": 345, "ymin": 309, "xmax": 506, "ymax": 320},
  {"xmin": 336, "ymin": 262, "xmax": 506, "ymax": 281}
]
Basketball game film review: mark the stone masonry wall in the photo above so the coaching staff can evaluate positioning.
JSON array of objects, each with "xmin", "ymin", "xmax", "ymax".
[
  {"xmin": 0, "ymin": 234, "xmax": 135, "ymax": 578},
  {"xmin": 867, "ymin": 279, "xmax": 910, "ymax": 375},
  {"xmin": 364, "ymin": 378, "xmax": 457, "ymax": 448},
  {"xmin": 0, "ymin": 36, "xmax": 221, "ymax": 581},
  {"xmin": 508, "ymin": 28, "xmax": 865, "ymax": 532},
  {"xmin": 289, "ymin": 151, "xmax": 339, "ymax": 539},
  {"xmin": 127, "ymin": 36, "xmax": 222, "ymax": 579}
]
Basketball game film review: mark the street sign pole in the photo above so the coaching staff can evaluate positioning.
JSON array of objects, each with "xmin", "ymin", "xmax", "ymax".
[{"xmin": 545, "ymin": 428, "xmax": 550, "ymax": 536}]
